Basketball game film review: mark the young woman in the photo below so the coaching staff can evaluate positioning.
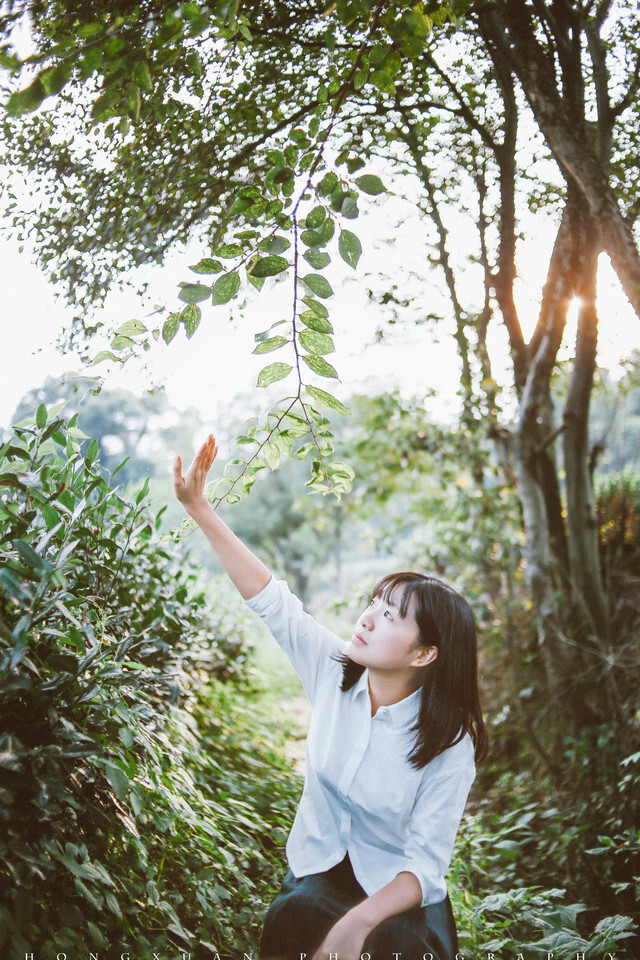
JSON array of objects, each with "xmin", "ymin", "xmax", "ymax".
[{"xmin": 173, "ymin": 434, "xmax": 488, "ymax": 960}]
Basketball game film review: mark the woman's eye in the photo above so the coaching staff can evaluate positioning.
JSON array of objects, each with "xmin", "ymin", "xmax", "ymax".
[{"xmin": 384, "ymin": 610, "xmax": 393, "ymax": 620}]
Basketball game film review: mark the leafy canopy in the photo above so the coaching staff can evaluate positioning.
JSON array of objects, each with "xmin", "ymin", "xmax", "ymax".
[{"xmin": 1, "ymin": 0, "xmax": 468, "ymax": 498}]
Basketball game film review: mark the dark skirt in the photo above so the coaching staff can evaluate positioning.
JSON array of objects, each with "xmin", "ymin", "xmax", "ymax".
[{"xmin": 259, "ymin": 855, "xmax": 458, "ymax": 960}]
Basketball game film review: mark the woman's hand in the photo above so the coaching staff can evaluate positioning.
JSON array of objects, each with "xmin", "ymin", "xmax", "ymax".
[
  {"xmin": 172, "ymin": 435, "xmax": 270, "ymax": 599},
  {"xmin": 173, "ymin": 433, "xmax": 218, "ymax": 516},
  {"xmin": 311, "ymin": 911, "xmax": 370, "ymax": 960}
]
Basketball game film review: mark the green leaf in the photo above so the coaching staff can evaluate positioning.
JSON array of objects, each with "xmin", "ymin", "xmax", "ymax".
[
  {"xmin": 257, "ymin": 362, "xmax": 292, "ymax": 387},
  {"xmin": 249, "ymin": 255, "xmax": 289, "ymax": 278},
  {"xmin": 7, "ymin": 78, "xmax": 46, "ymax": 116},
  {"xmin": 304, "ymin": 249, "xmax": 331, "ymax": 270},
  {"xmin": 181, "ymin": 304, "xmax": 201, "ymax": 338},
  {"xmin": 283, "ymin": 413, "xmax": 309, "ymax": 437},
  {"xmin": 91, "ymin": 89, "xmax": 119, "ymax": 119},
  {"xmin": 123, "ymin": 83, "xmax": 142, "ymax": 120},
  {"xmin": 90, "ymin": 350, "xmax": 121, "ymax": 365},
  {"xmin": 299, "ymin": 329, "xmax": 335, "ymax": 355},
  {"xmin": 300, "ymin": 218, "xmax": 335, "ymax": 248},
  {"xmin": 266, "ymin": 149, "xmax": 286, "ymax": 165},
  {"xmin": 316, "ymin": 172, "xmax": 339, "ymax": 196},
  {"xmin": 86, "ymin": 438, "xmax": 99, "ymax": 464},
  {"xmin": 347, "ymin": 156, "xmax": 366, "ymax": 174},
  {"xmin": 111, "ymin": 335, "xmax": 135, "ymax": 350},
  {"xmin": 302, "ymin": 354, "xmax": 339, "ymax": 379},
  {"xmin": 263, "ymin": 442, "xmax": 281, "ymax": 470},
  {"xmin": 339, "ymin": 229, "xmax": 362, "ymax": 269},
  {"xmin": 179, "ymin": 282, "xmax": 211, "ymax": 304},
  {"xmin": 294, "ymin": 441, "xmax": 315, "ymax": 461},
  {"xmin": 305, "ymin": 384, "xmax": 351, "ymax": 415},
  {"xmin": 353, "ymin": 69, "xmax": 368, "ymax": 90},
  {"xmin": 302, "ymin": 296, "xmax": 329, "ymax": 318},
  {"xmin": 329, "ymin": 461, "xmax": 355, "ymax": 480},
  {"xmin": 262, "ymin": 235, "xmax": 290, "ymax": 255},
  {"xmin": 356, "ymin": 174, "xmax": 386, "ymax": 196},
  {"xmin": 189, "ymin": 258, "xmax": 222, "ymax": 274},
  {"xmin": 340, "ymin": 195, "xmax": 359, "ymax": 219},
  {"xmin": 132, "ymin": 61, "xmax": 153, "ymax": 92},
  {"xmin": 300, "ymin": 311, "xmax": 333, "ymax": 334},
  {"xmin": 36, "ymin": 404, "xmax": 47, "ymax": 430},
  {"xmin": 228, "ymin": 195, "xmax": 256, "ymax": 217},
  {"xmin": 40, "ymin": 64, "xmax": 72, "ymax": 97},
  {"xmin": 306, "ymin": 205, "xmax": 327, "ymax": 229},
  {"xmin": 0, "ymin": 52, "xmax": 21, "ymax": 72},
  {"xmin": 14, "ymin": 539, "xmax": 53, "ymax": 575},
  {"xmin": 116, "ymin": 319, "xmax": 147, "ymax": 336},
  {"xmin": 253, "ymin": 336, "xmax": 289, "ymax": 354},
  {"xmin": 163, "ymin": 313, "xmax": 181, "ymax": 344},
  {"xmin": 136, "ymin": 476, "xmax": 150, "ymax": 505},
  {"xmin": 216, "ymin": 243, "xmax": 244, "ymax": 258},
  {"xmin": 76, "ymin": 21, "xmax": 104, "ymax": 38},
  {"xmin": 370, "ymin": 70, "xmax": 395, "ymax": 94},
  {"xmin": 248, "ymin": 273, "xmax": 265, "ymax": 292},
  {"xmin": 104, "ymin": 761, "xmax": 129, "ymax": 801},
  {"xmin": 303, "ymin": 274, "xmax": 334, "ymax": 299},
  {"xmin": 212, "ymin": 272, "xmax": 241, "ymax": 305},
  {"xmin": 401, "ymin": 9, "xmax": 432, "ymax": 41}
]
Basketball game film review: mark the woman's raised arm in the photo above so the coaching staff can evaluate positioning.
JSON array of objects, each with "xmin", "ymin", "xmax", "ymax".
[{"xmin": 173, "ymin": 434, "xmax": 271, "ymax": 600}]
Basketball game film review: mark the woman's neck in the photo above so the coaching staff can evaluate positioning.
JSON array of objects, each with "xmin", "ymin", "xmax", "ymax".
[{"xmin": 367, "ymin": 669, "xmax": 420, "ymax": 716}]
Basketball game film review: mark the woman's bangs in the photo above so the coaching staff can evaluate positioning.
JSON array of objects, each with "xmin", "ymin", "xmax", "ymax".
[{"xmin": 371, "ymin": 573, "xmax": 420, "ymax": 618}]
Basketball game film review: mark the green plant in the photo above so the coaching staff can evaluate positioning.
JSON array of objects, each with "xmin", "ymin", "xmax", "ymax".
[
  {"xmin": 0, "ymin": 405, "xmax": 300, "ymax": 955},
  {"xmin": 475, "ymin": 886, "xmax": 635, "ymax": 958},
  {"xmin": 448, "ymin": 809, "xmax": 638, "ymax": 958}
]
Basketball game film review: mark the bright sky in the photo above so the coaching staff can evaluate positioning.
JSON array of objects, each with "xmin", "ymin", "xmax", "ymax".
[
  {"xmin": 1, "ymin": 193, "xmax": 638, "ymax": 432},
  {"xmin": 1, "ymin": 197, "xmax": 463, "ymax": 429}
]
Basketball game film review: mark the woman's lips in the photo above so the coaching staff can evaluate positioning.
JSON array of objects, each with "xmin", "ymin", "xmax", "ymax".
[{"xmin": 352, "ymin": 633, "xmax": 367, "ymax": 646}]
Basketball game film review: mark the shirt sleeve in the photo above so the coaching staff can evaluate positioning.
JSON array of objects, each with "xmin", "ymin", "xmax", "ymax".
[
  {"xmin": 245, "ymin": 576, "xmax": 346, "ymax": 703},
  {"xmin": 401, "ymin": 740, "xmax": 476, "ymax": 906}
]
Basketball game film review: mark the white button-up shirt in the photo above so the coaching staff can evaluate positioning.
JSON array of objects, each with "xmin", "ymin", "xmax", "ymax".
[{"xmin": 246, "ymin": 576, "xmax": 476, "ymax": 907}]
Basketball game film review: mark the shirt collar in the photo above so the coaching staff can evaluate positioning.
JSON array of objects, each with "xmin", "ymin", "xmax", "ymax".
[{"xmin": 353, "ymin": 671, "xmax": 421, "ymax": 728}]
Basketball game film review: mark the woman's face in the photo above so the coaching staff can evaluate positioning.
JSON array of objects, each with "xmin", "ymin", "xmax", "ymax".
[{"xmin": 347, "ymin": 586, "xmax": 437, "ymax": 674}]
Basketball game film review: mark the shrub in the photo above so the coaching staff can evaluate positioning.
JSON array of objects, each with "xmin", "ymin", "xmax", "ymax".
[{"xmin": 0, "ymin": 407, "xmax": 299, "ymax": 956}]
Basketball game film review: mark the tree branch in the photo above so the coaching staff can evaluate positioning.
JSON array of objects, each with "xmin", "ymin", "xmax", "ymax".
[
  {"xmin": 584, "ymin": 16, "xmax": 613, "ymax": 167},
  {"xmin": 419, "ymin": 48, "xmax": 498, "ymax": 153},
  {"xmin": 477, "ymin": 8, "xmax": 529, "ymax": 392}
]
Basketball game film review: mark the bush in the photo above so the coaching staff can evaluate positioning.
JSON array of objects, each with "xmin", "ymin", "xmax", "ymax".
[{"xmin": 0, "ymin": 407, "xmax": 299, "ymax": 956}]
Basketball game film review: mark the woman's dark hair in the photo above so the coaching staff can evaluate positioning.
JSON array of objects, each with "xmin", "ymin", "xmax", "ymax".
[{"xmin": 340, "ymin": 571, "xmax": 489, "ymax": 769}]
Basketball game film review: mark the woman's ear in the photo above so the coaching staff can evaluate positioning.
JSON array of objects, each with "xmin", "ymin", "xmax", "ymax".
[{"xmin": 412, "ymin": 645, "xmax": 438, "ymax": 668}]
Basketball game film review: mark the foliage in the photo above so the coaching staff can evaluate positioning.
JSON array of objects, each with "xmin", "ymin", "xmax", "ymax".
[
  {"xmin": 8, "ymin": 372, "xmax": 203, "ymax": 486},
  {"xmin": 2, "ymin": 0, "xmax": 462, "ymax": 499},
  {"xmin": 0, "ymin": 406, "xmax": 300, "ymax": 955},
  {"xmin": 448, "ymin": 766, "xmax": 639, "ymax": 958},
  {"xmin": 220, "ymin": 452, "xmax": 334, "ymax": 603},
  {"xmin": 309, "ymin": 389, "xmax": 640, "ymax": 941}
]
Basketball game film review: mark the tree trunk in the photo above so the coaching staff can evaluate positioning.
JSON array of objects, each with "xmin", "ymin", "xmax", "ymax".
[
  {"xmin": 481, "ymin": 0, "xmax": 640, "ymax": 319},
  {"xmin": 563, "ymin": 225, "xmax": 610, "ymax": 638},
  {"xmin": 512, "ymin": 221, "xmax": 573, "ymax": 686}
]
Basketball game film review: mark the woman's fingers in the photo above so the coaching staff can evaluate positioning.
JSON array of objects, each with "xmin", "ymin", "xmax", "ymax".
[
  {"xmin": 174, "ymin": 436, "xmax": 218, "ymax": 506},
  {"xmin": 172, "ymin": 454, "xmax": 184, "ymax": 488}
]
